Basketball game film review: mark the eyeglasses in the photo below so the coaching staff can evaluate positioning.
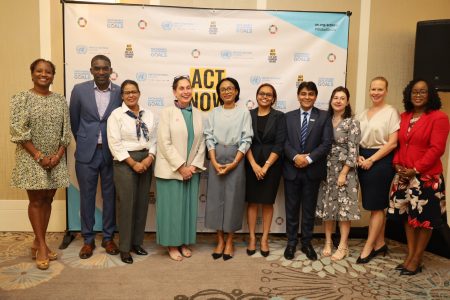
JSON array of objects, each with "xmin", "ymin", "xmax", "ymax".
[
  {"xmin": 257, "ymin": 92, "xmax": 273, "ymax": 98},
  {"xmin": 411, "ymin": 90, "xmax": 428, "ymax": 96},
  {"xmin": 123, "ymin": 90, "xmax": 139, "ymax": 96},
  {"xmin": 174, "ymin": 75, "xmax": 190, "ymax": 80},
  {"xmin": 219, "ymin": 86, "xmax": 235, "ymax": 93}
]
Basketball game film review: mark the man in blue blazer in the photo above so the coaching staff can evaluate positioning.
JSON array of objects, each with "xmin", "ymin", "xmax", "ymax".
[
  {"xmin": 283, "ymin": 81, "xmax": 333, "ymax": 261},
  {"xmin": 69, "ymin": 55, "xmax": 122, "ymax": 259}
]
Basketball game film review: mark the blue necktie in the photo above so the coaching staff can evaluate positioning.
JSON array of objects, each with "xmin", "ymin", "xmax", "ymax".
[{"xmin": 300, "ymin": 111, "xmax": 308, "ymax": 151}]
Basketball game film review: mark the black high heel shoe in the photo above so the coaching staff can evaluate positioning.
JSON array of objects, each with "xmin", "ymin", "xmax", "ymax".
[
  {"xmin": 395, "ymin": 263, "xmax": 405, "ymax": 271},
  {"xmin": 223, "ymin": 253, "xmax": 233, "ymax": 261},
  {"xmin": 400, "ymin": 265, "xmax": 423, "ymax": 276},
  {"xmin": 356, "ymin": 249, "xmax": 375, "ymax": 264},
  {"xmin": 373, "ymin": 244, "xmax": 388, "ymax": 257},
  {"xmin": 260, "ymin": 250, "xmax": 270, "ymax": 257},
  {"xmin": 246, "ymin": 249, "xmax": 256, "ymax": 256},
  {"xmin": 212, "ymin": 246, "xmax": 224, "ymax": 260}
]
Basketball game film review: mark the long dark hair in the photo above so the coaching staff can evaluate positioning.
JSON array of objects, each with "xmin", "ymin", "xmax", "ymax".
[
  {"xmin": 402, "ymin": 78, "xmax": 441, "ymax": 112},
  {"xmin": 327, "ymin": 86, "xmax": 352, "ymax": 119}
]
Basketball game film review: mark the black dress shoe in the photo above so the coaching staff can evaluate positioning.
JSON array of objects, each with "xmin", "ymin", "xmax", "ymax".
[
  {"xmin": 356, "ymin": 249, "xmax": 375, "ymax": 264},
  {"xmin": 284, "ymin": 245, "xmax": 296, "ymax": 260},
  {"xmin": 131, "ymin": 245, "xmax": 148, "ymax": 255},
  {"xmin": 373, "ymin": 244, "xmax": 388, "ymax": 257},
  {"xmin": 260, "ymin": 250, "xmax": 270, "ymax": 257},
  {"xmin": 120, "ymin": 252, "xmax": 133, "ymax": 264},
  {"xmin": 301, "ymin": 244, "xmax": 317, "ymax": 261},
  {"xmin": 246, "ymin": 249, "xmax": 256, "ymax": 256},
  {"xmin": 400, "ymin": 265, "xmax": 423, "ymax": 275}
]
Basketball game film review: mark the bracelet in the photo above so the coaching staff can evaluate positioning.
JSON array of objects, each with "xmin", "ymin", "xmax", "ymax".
[
  {"xmin": 368, "ymin": 158, "xmax": 374, "ymax": 163},
  {"xmin": 35, "ymin": 152, "xmax": 44, "ymax": 163},
  {"xmin": 265, "ymin": 160, "xmax": 271, "ymax": 165},
  {"xmin": 34, "ymin": 151, "xmax": 41, "ymax": 161}
]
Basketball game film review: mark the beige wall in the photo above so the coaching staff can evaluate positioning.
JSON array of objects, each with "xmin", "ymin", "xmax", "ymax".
[{"xmin": 1, "ymin": 0, "xmax": 449, "ymax": 230}]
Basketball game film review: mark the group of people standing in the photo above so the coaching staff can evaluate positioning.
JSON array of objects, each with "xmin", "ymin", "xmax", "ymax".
[{"xmin": 10, "ymin": 55, "xmax": 448, "ymax": 277}]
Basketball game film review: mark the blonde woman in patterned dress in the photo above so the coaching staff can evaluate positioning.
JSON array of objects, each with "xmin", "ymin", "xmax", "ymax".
[
  {"xmin": 10, "ymin": 59, "xmax": 71, "ymax": 270},
  {"xmin": 316, "ymin": 86, "xmax": 361, "ymax": 261}
]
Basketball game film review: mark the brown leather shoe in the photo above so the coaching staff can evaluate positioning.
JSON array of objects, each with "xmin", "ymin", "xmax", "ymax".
[
  {"xmin": 101, "ymin": 240, "xmax": 119, "ymax": 255},
  {"xmin": 79, "ymin": 243, "xmax": 95, "ymax": 259}
]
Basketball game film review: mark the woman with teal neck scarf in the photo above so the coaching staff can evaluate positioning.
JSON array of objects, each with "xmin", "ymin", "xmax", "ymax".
[{"xmin": 155, "ymin": 76, "xmax": 206, "ymax": 261}]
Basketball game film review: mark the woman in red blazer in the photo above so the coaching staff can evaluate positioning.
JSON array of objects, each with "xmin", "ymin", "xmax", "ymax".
[{"xmin": 388, "ymin": 78, "xmax": 449, "ymax": 275}]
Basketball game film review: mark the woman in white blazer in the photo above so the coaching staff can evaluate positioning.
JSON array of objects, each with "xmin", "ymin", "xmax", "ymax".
[{"xmin": 155, "ymin": 76, "xmax": 206, "ymax": 261}]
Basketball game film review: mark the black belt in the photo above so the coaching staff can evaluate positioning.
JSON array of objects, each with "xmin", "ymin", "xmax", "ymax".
[{"xmin": 130, "ymin": 148, "xmax": 149, "ymax": 152}]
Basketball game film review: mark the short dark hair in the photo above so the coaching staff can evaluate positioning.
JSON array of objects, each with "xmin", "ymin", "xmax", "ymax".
[
  {"xmin": 297, "ymin": 81, "xmax": 318, "ymax": 96},
  {"xmin": 91, "ymin": 55, "xmax": 111, "ymax": 67},
  {"xmin": 402, "ymin": 78, "xmax": 441, "ymax": 112},
  {"xmin": 172, "ymin": 75, "xmax": 190, "ymax": 90},
  {"xmin": 256, "ymin": 83, "xmax": 277, "ymax": 105},
  {"xmin": 30, "ymin": 58, "xmax": 56, "ymax": 75},
  {"xmin": 120, "ymin": 79, "xmax": 140, "ymax": 94},
  {"xmin": 216, "ymin": 77, "xmax": 240, "ymax": 105},
  {"xmin": 327, "ymin": 86, "xmax": 353, "ymax": 119}
]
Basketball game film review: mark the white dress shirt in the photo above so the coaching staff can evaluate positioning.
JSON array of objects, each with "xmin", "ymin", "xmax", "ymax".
[
  {"xmin": 94, "ymin": 82, "xmax": 111, "ymax": 143},
  {"xmin": 107, "ymin": 102, "xmax": 157, "ymax": 162}
]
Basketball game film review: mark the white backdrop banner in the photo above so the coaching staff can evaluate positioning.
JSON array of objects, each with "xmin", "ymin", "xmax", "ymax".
[{"xmin": 63, "ymin": 2, "xmax": 349, "ymax": 232}]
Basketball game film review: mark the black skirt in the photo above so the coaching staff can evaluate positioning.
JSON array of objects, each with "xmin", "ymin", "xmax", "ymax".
[
  {"xmin": 358, "ymin": 148, "xmax": 395, "ymax": 210},
  {"xmin": 245, "ymin": 158, "xmax": 282, "ymax": 205}
]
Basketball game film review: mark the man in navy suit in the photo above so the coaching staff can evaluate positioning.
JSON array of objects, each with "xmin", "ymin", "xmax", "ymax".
[
  {"xmin": 283, "ymin": 81, "xmax": 333, "ymax": 261},
  {"xmin": 69, "ymin": 55, "xmax": 122, "ymax": 259}
]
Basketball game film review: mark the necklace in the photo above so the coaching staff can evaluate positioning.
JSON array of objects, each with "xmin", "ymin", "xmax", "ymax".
[{"xmin": 30, "ymin": 88, "xmax": 51, "ymax": 96}]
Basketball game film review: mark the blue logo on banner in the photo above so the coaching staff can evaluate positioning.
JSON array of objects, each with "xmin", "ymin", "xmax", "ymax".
[
  {"xmin": 250, "ymin": 76, "xmax": 262, "ymax": 86},
  {"xmin": 294, "ymin": 52, "xmax": 310, "ymax": 62},
  {"xmin": 148, "ymin": 97, "xmax": 164, "ymax": 106},
  {"xmin": 74, "ymin": 70, "xmax": 90, "ymax": 80},
  {"xmin": 107, "ymin": 19, "xmax": 124, "ymax": 28},
  {"xmin": 274, "ymin": 100, "xmax": 286, "ymax": 110},
  {"xmin": 136, "ymin": 72, "xmax": 147, "ymax": 81},
  {"xmin": 268, "ymin": 12, "xmax": 349, "ymax": 49},
  {"xmin": 161, "ymin": 21, "xmax": 173, "ymax": 31},
  {"xmin": 151, "ymin": 48, "xmax": 168, "ymax": 57},
  {"xmin": 220, "ymin": 50, "xmax": 232, "ymax": 59},
  {"xmin": 318, "ymin": 77, "xmax": 334, "ymax": 87},
  {"xmin": 236, "ymin": 23, "xmax": 252, "ymax": 33},
  {"xmin": 76, "ymin": 45, "xmax": 87, "ymax": 54}
]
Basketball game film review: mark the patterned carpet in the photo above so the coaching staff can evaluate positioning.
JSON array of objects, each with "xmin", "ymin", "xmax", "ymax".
[{"xmin": 0, "ymin": 232, "xmax": 449, "ymax": 299}]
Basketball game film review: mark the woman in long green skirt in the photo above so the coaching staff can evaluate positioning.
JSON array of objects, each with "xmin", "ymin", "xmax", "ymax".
[{"xmin": 154, "ymin": 76, "xmax": 206, "ymax": 261}]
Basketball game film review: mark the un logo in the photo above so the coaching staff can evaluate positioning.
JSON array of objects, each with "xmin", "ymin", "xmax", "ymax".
[
  {"xmin": 136, "ymin": 72, "xmax": 147, "ymax": 81},
  {"xmin": 220, "ymin": 50, "xmax": 232, "ymax": 59},
  {"xmin": 250, "ymin": 76, "xmax": 262, "ymax": 86},
  {"xmin": 161, "ymin": 21, "xmax": 173, "ymax": 31},
  {"xmin": 76, "ymin": 45, "xmax": 87, "ymax": 54}
]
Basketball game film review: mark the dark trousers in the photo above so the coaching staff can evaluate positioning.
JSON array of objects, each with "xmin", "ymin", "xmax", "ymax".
[
  {"xmin": 284, "ymin": 172, "xmax": 320, "ymax": 247},
  {"xmin": 113, "ymin": 150, "xmax": 151, "ymax": 252},
  {"xmin": 76, "ymin": 148, "xmax": 116, "ymax": 245}
]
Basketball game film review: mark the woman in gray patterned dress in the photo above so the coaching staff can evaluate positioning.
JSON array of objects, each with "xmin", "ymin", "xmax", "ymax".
[
  {"xmin": 316, "ymin": 86, "xmax": 361, "ymax": 261},
  {"xmin": 10, "ymin": 59, "xmax": 71, "ymax": 270}
]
